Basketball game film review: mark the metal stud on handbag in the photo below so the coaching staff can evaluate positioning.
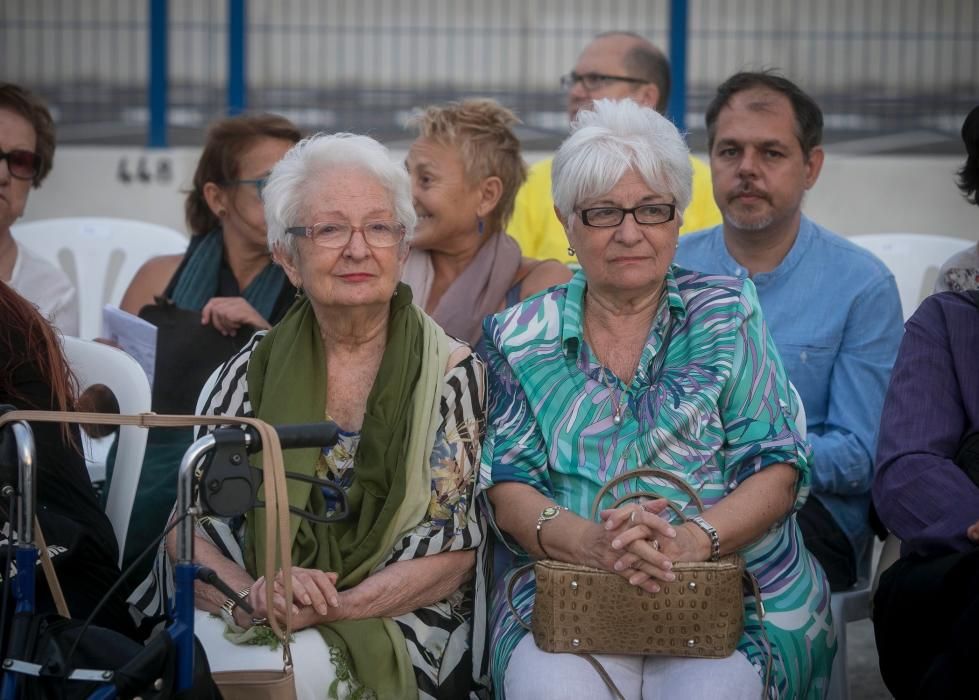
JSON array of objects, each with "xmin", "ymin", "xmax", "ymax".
[{"xmin": 505, "ymin": 468, "xmax": 771, "ymax": 699}]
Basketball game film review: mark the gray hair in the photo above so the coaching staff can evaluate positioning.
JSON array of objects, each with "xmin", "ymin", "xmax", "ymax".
[
  {"xmin": 263, "ymin": 132, "xmax": 417, "ymax": 257},
  {"xmin": 552, "ymin": 98, "xmax": 692, "ymax": 223}
]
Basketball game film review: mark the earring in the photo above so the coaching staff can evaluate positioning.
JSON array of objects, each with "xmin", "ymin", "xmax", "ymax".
[
  {"xmin": 217, "ymin": 209, "xmax": 227, "ymax": 218},
  {"xmin": 294, "ymin": 285, "xmax": 304, "ymax": 299},
  {"xmin": 477, "ymin": 217, "xmax": 485, "ymax": 235},
  {"xmin": 567, "ymin": 246, "xmax": 576, "ymax": 257}
]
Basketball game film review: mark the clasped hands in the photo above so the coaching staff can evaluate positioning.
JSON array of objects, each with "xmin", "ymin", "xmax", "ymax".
[
  {"xmin": 596, "ymin": 500, "xmax": 712, "ymax": 594},
  {"xmin": 246, "ymin": 566, "xmax": 342, "ymax": 630}
]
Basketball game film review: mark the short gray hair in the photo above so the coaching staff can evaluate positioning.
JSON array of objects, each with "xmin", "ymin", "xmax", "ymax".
[
  {"xmin": 552, "ymin": 98, "xmax": 692, "ymax": 222},
  {"xmin": 264, "ymin": 132, "xmax": 416, "ymax": 257}
]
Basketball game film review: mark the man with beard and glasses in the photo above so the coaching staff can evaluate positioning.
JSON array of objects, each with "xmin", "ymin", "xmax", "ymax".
[{"xmin": 675, "ymin": 71, "xmax": 903, "ymax": 592}]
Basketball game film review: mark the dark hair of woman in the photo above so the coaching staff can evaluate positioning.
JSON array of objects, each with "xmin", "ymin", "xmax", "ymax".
[
  {"xmin": 957, "ymin": 105, "xmax": 979, "ymax": 206},
  {"xmin": 0, "ymin": 82, "xmax": 56, "ymax": 187},
  {"xmin": 185, "ymin": 113, "xmax": 303, "ymax": 236},
  {"xmin": 0, "ymin": 281, "xmax": 77, "ymax": 443}
]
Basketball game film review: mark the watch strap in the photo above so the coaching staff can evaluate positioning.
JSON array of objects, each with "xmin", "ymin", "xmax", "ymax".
[
  {"xmin": 689, "ymin": 515, "xmax": 720, "ymax": 561},
  {"xmin": 220, "ymin": 585, "xmax": 252, "ymax": 618}
]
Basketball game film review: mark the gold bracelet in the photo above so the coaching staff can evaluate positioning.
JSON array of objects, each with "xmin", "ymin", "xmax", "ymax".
[{"xmin": 535, "ymin": 505, "xmax": 567, "ymax": 559}]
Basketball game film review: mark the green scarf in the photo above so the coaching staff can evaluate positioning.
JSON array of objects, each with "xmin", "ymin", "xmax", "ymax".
[
  {"xmin": 170, "ymin": 228, "xmax": 286, "ymax": 319},
  {"xmin": 243, "ymin": 282, "xmax": 449, "ymax": 699}
]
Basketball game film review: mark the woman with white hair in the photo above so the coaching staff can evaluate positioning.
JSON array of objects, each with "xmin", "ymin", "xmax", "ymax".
[
  {"xmin": 479, "ymin": 98, "xmax": 834, "ymax": 698},
  {"xmin": 139, "ymin": 132, "xmax": 486, "ymax": 699}
]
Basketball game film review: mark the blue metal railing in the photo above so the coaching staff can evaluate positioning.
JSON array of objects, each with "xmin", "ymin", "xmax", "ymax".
[
  {"xmin": 227, "ymin": 0, "xmax": 247, "ymax": 116},
  {"xmin": 667, "ymin": 0, "xmax": 689, "ymax": 134},
  {"xmin": 0, "ymin": 0, "xmax": 975, "ymax": 148},
  {"xmin": 148, "ymin": 0, "xmax": 168, "ymax": 147}
]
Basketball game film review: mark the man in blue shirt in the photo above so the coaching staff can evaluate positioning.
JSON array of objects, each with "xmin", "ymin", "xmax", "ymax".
[{"xmin": 675, "ymin": 71, "xmax": 903, "ymax": 590}]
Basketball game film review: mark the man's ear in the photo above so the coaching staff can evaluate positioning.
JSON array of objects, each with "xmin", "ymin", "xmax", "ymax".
[
  {"xmin": 803, "ymin": 146, "xmax": 825, "ymax": 190},
  {"xmin": 475, "ymin": 176, "xmax": 504, "ymax": 218},
  {"xmin": 636, "ymin": 83, "xmax": 662, "ymax": 113}
]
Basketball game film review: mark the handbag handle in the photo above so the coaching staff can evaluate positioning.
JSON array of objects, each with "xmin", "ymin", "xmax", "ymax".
[
  {"xmin": 0, "ymin": 409, "xmax": 295, "ymax": 656},
  {"xmin": 589, "ymin": 467, "xmax": 705, "ymax": 521}
]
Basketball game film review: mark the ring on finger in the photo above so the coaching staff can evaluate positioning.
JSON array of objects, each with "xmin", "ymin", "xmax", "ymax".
[
  {"xmin": 651, "ymin": 538, "xmax": 660, "ymax": 552},
  {"xmin": 630, "ymin": 510, "xmax": 638, "ymax": 525}
]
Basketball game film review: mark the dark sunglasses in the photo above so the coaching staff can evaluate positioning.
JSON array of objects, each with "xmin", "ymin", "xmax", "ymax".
[{"xmin": 0, "ymin": 148, "xmax": 41, "ymax": 181}]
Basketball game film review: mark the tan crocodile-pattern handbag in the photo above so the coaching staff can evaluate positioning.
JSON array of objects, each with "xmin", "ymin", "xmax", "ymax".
[{"xmin": 506, "ymin": 468, "xmax": 771, "ymax": 700}]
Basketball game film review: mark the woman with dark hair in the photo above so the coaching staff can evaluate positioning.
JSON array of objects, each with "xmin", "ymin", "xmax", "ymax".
[
  {"xmin": 873, "ymin": 104, "xmax": 979, "ymax": 698},
  {"xmin": 0, "ymin": 82, "xmax": 78, "ymax": 336},
  {"xmin": 121, "ymin": 112, "xmax": 302, "ymax": 332},
  {"xmin": 934, "ymin": 104, "xmax": 979, "ymax": 292},
  {"xmin": 0, "ymin": 280, "xmax": 134, "ymax": 642},
  {"xmin": 115, "ymin": 114, "xmax": 302, "ymax": 576}
]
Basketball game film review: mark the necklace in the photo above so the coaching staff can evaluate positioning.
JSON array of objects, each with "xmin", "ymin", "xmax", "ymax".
[
  {"xmin": 583, "ymin": 316, "xmax": 631, "ymax": 426},
  {"xmin": 599, "ymin": 365, "xmax": 628, "ymax": 425}
]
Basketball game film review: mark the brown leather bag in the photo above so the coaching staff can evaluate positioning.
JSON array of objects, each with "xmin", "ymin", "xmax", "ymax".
[{"xmin": 506, "ymin": 468, "xmax": 771, "ymax": 699}]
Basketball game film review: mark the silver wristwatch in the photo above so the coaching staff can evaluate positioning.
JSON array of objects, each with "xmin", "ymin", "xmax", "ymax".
[{"xmin": 689, "ymin": 515, "xmax": 720, "ymax": 561}]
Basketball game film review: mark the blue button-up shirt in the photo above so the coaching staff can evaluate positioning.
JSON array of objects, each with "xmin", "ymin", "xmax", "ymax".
[{"xmin": 676, "ymin": 216, "xmax": 904, "ymax": 556}]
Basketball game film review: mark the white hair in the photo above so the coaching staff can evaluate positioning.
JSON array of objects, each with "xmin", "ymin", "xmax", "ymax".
[
  {"xmin": 552, "ymin": 98, "xmax": 693, "ymax": 222},
  {"xmin": 263, "ymin": 132, "xmax": 417, "ymax": 257}
]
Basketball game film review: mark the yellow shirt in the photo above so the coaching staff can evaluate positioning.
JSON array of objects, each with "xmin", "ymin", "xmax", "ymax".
[{"xmin": 508, "ymin": 154, "xmax": 721, "ymax": 264}]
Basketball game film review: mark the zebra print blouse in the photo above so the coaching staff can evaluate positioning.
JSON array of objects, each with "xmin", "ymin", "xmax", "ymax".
[{"xmin": 128, "ymin": 332, "xmax": 487, "ymax": 699}]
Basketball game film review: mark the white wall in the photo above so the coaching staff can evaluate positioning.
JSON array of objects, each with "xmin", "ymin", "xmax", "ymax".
[
  {"xmin": 19, "ymin": 147, "xmax": 978, "ymax": 244},
  {"xmin": 21, "ymin": 147, "xmax": 201, "ymax": 236}
]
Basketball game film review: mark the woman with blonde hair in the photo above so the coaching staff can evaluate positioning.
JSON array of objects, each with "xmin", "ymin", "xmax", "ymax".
[{"xmin": 403, "ymin": 99, "xmax": 571, "ymax": 350}]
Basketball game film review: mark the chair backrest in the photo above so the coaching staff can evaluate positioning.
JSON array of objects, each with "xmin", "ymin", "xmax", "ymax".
[
  {"xmin": 63, "ymin": 336, "xmax": 151, "ymax": 565},
  {"xmin": 12, "ymin": 217, "xmax": 188, "ymax": 340},
  {"xmin": 849, "ymin": 233, "xmax": 973, "ymax": 321}
]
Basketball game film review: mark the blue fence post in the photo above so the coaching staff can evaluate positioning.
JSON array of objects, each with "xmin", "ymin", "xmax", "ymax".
[
  {"xmin": 667, "ymin": 0, "xmax": 688, "ymax": 133},
  {"xmin": 148, "ymin": 0, "xmax": 168, "ymax": 148},
  {"xmin": 228, "ymin": 0, "xmax": 247, "ymax": 115}
]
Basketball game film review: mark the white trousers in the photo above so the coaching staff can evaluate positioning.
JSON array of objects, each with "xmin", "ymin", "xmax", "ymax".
[
  {"xmin": 194, "ymin": 609, "xmax": 341, "ymax": 700},
  {"xmin": 504, "ymin": 634, "xmax": 763, "ymax": 700}
]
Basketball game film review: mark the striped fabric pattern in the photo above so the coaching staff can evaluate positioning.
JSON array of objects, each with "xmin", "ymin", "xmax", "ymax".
[
  {"xmin": 130, "ymin": 331, "xmax": 487, "ymax": 699},
  {"xmin": 477, "ymin": 267, "xmax": 836, "ymax": 699}
]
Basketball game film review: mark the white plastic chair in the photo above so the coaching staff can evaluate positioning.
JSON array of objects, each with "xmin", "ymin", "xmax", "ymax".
[
  {"xmin": 63, "ymin": 336, "xmax": 151, "ymax": 565},
  {"xmin": 787, "ymin": 380, "xmax": 867, "ymax": 700},
  {"xmin": 12, "ymin": 217, "xmax": 188, "ymax": 340},
  {"xmin": 849, "ymin": 233, "xmax": 973, "ymax": 321}
]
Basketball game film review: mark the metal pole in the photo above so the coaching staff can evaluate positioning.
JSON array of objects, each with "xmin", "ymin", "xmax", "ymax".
[
  {"xmin": 668, "ymin": 0, "xmax": 689, "ymax": 133},
  {"xmin": 228, "ymin": 0, "xmax": 247, "ymax": 115},
  {"xmin": 148, "ymin": 0, "xmax": 169, "ymax": 148}
]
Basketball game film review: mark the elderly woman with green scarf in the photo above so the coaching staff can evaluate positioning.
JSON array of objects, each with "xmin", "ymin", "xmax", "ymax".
[{"xmin": 132, "ymin": 132, "xmax": 486, "ymax": 699}]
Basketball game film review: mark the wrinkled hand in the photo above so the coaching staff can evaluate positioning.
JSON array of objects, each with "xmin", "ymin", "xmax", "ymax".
[
  {"xmin": 591, "ymin": 499, "xmax": 677, "ymax": 594},
  {"xmin": 247, "ymin": 574, "xmax": 299, "ymax": 626},
  {"xmin": 200, "ymin": 297, "xmax": 270, "ymax": 336},
  {"xmin": 248, "ymin": 569, "xmax": 342, "ymax": 630}
]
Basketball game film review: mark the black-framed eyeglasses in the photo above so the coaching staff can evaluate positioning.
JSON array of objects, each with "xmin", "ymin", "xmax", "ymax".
[
  {"xmin": 286, "ymin": 220, "xmax": 406, "ymax": 249},
  {"xmin": 578, "ymin": 204, "xmax": 677, "ymax": 227},
  {"xmin": 227, "ymin": 176, "xmax": 269, "ymax": 199},
  {"xmin": 0, "ymin": 148, "xmax": 41, "ymax": 181},
  {"xmin": 560, "ymin": 72, "xmax": 649, "ymax": 92}
]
